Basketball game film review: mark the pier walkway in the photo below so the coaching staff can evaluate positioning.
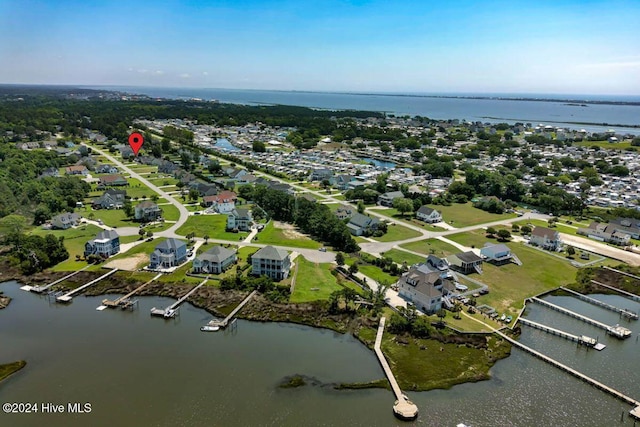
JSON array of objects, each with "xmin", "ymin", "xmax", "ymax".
[
  {"xmin": 56, "ymin": 269, "xmax": 118, "ymax": 303},
  {"xmin": 530, "ymin": 297, "xmax": 632, "ymax": 339},
  {"xmin": 374, "ymin": 317, "xmax": 418, "ymax": 420},
  {"xmin": 207, "ymin": 290, "xmax": 258, "ymax": 328},
  {"xmin": 150, "ymin": 277, "xmax": 208, "ymax": 318},
  {"xmin": 560, "ymin": 287, "xmax": 638, "ymax": 320},
  {"xmin": 592, "ymin": 280, "xmax": 640, "ymax": 303},
  {"xmin": 26, "ymin": 265, "xmax": 92, "ymax": 293},
  {"xmin": 517, "ymin": 317, "xmax": 600, "ymax": 348},
  {"xmin": 102, "ymin": 273, "xmax": 163, "ymax": 309}
]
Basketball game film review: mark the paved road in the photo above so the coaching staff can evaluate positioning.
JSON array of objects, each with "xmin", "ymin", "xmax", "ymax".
[
  {"xmin": 84, "ymin": 143, "xmax": 191, "ymax": 237},
  {"xmin": 560, "ymin": 233, "xmax": 640, "ymax": 266}
]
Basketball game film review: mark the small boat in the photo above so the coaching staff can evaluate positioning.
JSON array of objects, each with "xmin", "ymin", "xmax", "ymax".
[
  {"xmin": 500, "ymin": 314, "xmax": 506, "ymax": 321},
  {"xmin": 200, "ymin": 325, "xmax": 220, "ymax": 332}
]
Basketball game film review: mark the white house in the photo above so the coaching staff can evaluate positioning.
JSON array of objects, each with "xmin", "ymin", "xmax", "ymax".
[
  {"xmin": 227, "ymin": 209, "xmax": 253, "ymax": 231},
  {"xmin": 416, "ymin": 206, "xmax": 442, "ymax": 223},
  {"xmin": 192, "ymin": 246, "xmax": 237, "ymax": 274},
  {"xmin": 530, "ymin": 226, "xmax": 562, "ymax": 251},
  {"xmin": 251, "ymin": 246, "xmax": 291, "ymax": 280}
]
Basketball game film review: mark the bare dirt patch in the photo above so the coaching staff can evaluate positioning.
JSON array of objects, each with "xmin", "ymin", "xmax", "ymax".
[
  {"xmin": 273, "ymin": 221, "xmax": 307, "ymax": 240},
  {"xmin": 104, "ymin": 253, "xmax": 148, "ymax": 271}
]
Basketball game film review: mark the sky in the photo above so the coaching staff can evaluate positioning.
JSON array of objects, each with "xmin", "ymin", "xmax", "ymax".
[{"xmin": 1, "ymin": 0, "xmax": 639, "ymax": 94}]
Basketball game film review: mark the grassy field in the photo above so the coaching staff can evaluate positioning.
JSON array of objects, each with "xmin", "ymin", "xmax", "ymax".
[
  {"xmin": 371, "ymin": 223, "xmax": 422, "ymax": 242},
  {"xmin": 399, "ymin": 239, "xmax": 459, "ymax": 257},
  {"xmin": 514, "ymin": 219, "xmax": 579, "ymax": 237},
  {"xmin": 124, "ymin": 178, "xmax": 159, "ymax": 198},
  {"xmin": 375, "ymin": 208, "xmax": 446, "ymax": 231},
  {"xmin": 83, "ymin": 208, "xmax": 134, "ymax": 228},
  {"xmin": 427, "ymin": 202, "xmax": 517, "ymax": 227},
  {"xmin": 160, "ymin": 204, "xmax": 181, "ymax": 222},
  {"xmin": 356, "ymin": 263, "xmax": 398, "ymax": 285},
  {"xmin": 289, "ymin": 258, "xmax": 343, "ymax": 303},
  {"xmin": 147, "ymin": 177, "xmax": 180, "ymax": 186},
  {"xmin": 257, "ymin": 221, "xmax": 322, "ymax": 249},
  {"xmin": 176, "ymin": 214, "xmax": 249, "ymax": 241},
  {"xmin": 574, "ymin": 140, "xmax": 634, "ymax": 150},
  {"xmin": 30, "ymin": 224, "xmax": 105, "ymax": 272},
  {"xmin": 380, "ymin": 249, "xmax": 425, "ymax": 266}
]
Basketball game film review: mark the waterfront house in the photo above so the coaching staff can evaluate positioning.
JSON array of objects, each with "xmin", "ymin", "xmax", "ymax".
[
  {"xmin": 227, "ymin": 208, "xmax": 253, "ymax": 231},
  {"xmin": 397, "ymin": 266, "xmax": 456, "ymax": 315},
  {"xmin": 149, "ymin": 238, "xmax": 188, "ymax": 269},
  {"xmin": 98, "ymin": 174, "xmax": 128, "ymax": 187},
  {"xmin": 416, "ymin": 206, "xmax": 442, "ymax": 223},
  {"xmin": 346, "ymin": 213, "xmax": 380, "ymax": 236},
  {"xmin": 51, "ymin": 212, "xmax": 81, "ymax": 230},
  {"xmin": 65, "ymin": 165, "xmax": 88, "ymax": 176},
  {"xmin": 446, "ymin": 251, "xmax": 483, "ymax": 274},
  {"xmin": 378, "ymin": 191, "xmax": 404, "ymax": 207},
  {"xmin": 84, "ymin": 230, "xmax": 120, "ymax": 258},
  {"xmin": 92, "ymin": 189, "xmax": 126, "ymax": 210},
  {"xmin": 480, "ymin": 243, "xmax": 522, "ymax": 265},
  {"xmin": 251, "ymin": 246, "xmax": 291, "ymax": 280},
  {"xmin": 530, "ymin": 226, "xmax": 562, "ymax": 251},
  {"xmin": 192, "ymin": 246, "xmax": 237, "ymax": 274},
  {"xmin": 134, "ymin": 201, "xmax": 162, "ymax": 222}
]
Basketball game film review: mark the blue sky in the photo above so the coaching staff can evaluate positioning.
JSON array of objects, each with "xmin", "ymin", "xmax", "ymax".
[{"xmin": 1, "ymin": 0, "xmax": 639, "ymax": 94}]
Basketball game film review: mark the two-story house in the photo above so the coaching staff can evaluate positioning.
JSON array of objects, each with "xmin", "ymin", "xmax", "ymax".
[
  {"xmin": 346, "ymin": 213, "xmax": 380, "ymax": 236},
  {"xmin": 98, "ymin": 174, "xmax": 128, "ymax": 187},
  {"xmin": 251, "ymin": 246, "xmax": 291, "ymax": 280},
  {"xmin": 134, "ymin": 201, "xmax": 162, "ymax": 222},
  {"xmin": 51, "ymin": 212, "xmax": 81, "ymax": 230},
  {"xmin": 192, "ymin": 246, "xmax": 237, "ymax": 274},
  {"xmin": 149, "ymin": 239, "xmax": 188, "ymax": 269},
  {"xmin": 397, "ymin": 267, "xmax": 456, "ymax": 315},
  {"xmin": 378, "ymin": 191, "xmax": 404, "ymax": 207},
  {"xmin": 480, "ymin": 243, "xmax": 522, "ymax": 266},
  {"xmin": 203, "ymin": 191, "xmax": 237, "ymax": 213},
  {"xmin": 227, "ymin": 209, "xmax": 253, "ymax": 231},
  {"xmin": 446, "ymin": 251, "xmax": 483, "ymax": 274},
  {"xmin": 416, "ymin": 206, "xmax": 442, "ymax": 223},
  {"xmin": 92, "ymin": 189, "xmax": 127, "ymax": 210},
  {"xmin": 530, "ymin": 226, "xmax": 562, "ymax": 251},
  {"xmin": 84, "ymin": 230, "xmax": 120, "ymax": 258}
]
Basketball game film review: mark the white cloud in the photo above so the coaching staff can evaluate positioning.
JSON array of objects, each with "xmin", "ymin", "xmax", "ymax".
[
  {"xmin": 179, "ymin": 73, "xmax": 191, "ymax": 78},
  {"xmin": 202, "ymin": 71, "xmax": 209, "ymax": 76}
]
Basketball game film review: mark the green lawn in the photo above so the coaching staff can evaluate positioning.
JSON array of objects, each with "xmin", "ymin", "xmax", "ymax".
[
  {"xmin": 289, "ymin": 258, "xmax": 343, "ymax": 303},
  {"xmin": 83, "ymin": 208, "xmax": 134, "ymax": 228},
  {"xmin": 176, "ymin": 214, "xmax": 249, "ymax": 241},
  {"xmin": 371, "ymin": 223, "xmax": 422, "ymax": 242},
  {"xmin": 399, "ymin": 239, "xmax": 459, "ymax": 257},
  {"xmin": 375, "ymin": 208, "xmax": 446, "ymax": 231},
  {"xmin": 30, "ymin": 224, "xmax": 106, "ymax": 272},
  {"xmin": 428, "ymin": 202, "xmax": 516, "ymax": 227},
  {"xmin": 574, "ymin": 140, "xmax": 634, "ymax": 150},
  {"xmin": 147, "ymin": 177, "xmax": 180, "ymax": 186},
  {"xmin": 257, "ymin": 221, "xmax": 322, "ymax": 249},
  {"xmin": 514, "ymin": 219, "xmax": 578, "ymax": 237},
  {"xmin": 124, "ymin": 178, "xmax": 159, "ymax": 198},
  {"xmin": 160, "ymin": 204, "xmax": 181, "ymax": 222},
  {"xmin": 355, "ymin": 263, "xmax": 398, "ymax": 285},
  {"xmin": 380, "ymin": 249, "xmax": 425, "ymax": 266}
]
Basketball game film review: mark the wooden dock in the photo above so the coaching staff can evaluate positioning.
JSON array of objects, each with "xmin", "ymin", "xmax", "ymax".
[
  {"xmin": 560, "ymin": 286, "xmax": 638, "ymax": 320},
  {"xmin": 150, "ymin": 277, "xmax": 208, "ymax": 318},
  {"xmin": 530, "ymin": 297, "xmax": 632, "ymax": 339},
  {"xmin": 102, "ymin": 273, "xmax": 163, "ymax": 309},
  {"xmin": 603, "ymin": 266, "xmax": 640, "ymax": 282},
  {"xmin": 374, "ymin": 317, "xmax": 418, "ymax": 421},
  {"xmin": 592, "ymin": 280, "xmax": 640, "ymax": 303},
  {"xmin": 517, "ymin": 317, "xmax": 600, "ymax": 348},
  {"xmin": 207, "ymin": 290, "xmax": 258, "ymax": 328},
  {"xmin": 496, "ymin": 330, "xmax": 639, "ymax": 418},
  {"xmin": 56, "ymin": 269, "xmax": 118, "ymax": 303},
  {"xmin": 27, "ymin": 265, "xmax": 92, "ymax": 293}
]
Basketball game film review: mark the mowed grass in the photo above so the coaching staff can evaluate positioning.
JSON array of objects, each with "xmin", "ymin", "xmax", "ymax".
[
  {"xmin": 574, "ymin": 140, "xmax": 634, "ymax": 150},
  {"xmin": 428, "ymin": 202, "xmax": 516, "ymax": 227},
  {"xmin": 371, "ymin": 223, "xmax": 422, "ymax": 242},
  {"xmin": 257, "ymin": 221, "xmax": 322, "ymax": 249},
  {"xmin": 160, "ymin": 204, "xmax": 181, "ymax": 222},
  {"xmin": 399, "ymin": 238, "xmax": 459, "ymax": 257},
  {"xmin": 83, "ymin": 208, "xmax": 134, "ymax": 228},
  {"xmin": 380, "ymin": 249, "xmax": 425, "ymax": 266},
  {"xmin": 289, "ymin": 258, "xmax": 343, "ymax": 303},
  {"xmin": 30, "ymin": 224, "xmax": 105, "ymax": 272},
  {"xmin": 514, "ymin": 219, "xmax": 579, "ymax": 237},
  {"xmin": 176, "ymin": 214, "xmax": 249, "ymax": 241},
  {"xmin": 375, "ymin": 208, "xmax": 446, "ymax": 231},
  {"xmin": 124, "ymin": 178, "xmax": 159, "ymax": 198}
]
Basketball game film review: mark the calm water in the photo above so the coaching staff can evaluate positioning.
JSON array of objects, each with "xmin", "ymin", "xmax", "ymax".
[
  {"xmin": 92, "ymin": 86, "xmax": 640, "ymax": 135},
  {"xmin": 1, "ymin": 281, "xmax": 639, "ymax": 427}
]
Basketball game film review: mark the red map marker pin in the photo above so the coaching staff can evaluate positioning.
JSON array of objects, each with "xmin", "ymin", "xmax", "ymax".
[{"xmin": 128, "ymin": 132, "xmax": 144, "ymax": 156}]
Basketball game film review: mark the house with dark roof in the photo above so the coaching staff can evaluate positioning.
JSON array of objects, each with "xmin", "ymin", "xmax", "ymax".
[
  {"xmin": 333, "ymin": 174, "xmax": 354, "ymax": 190},
  {"xmin": 397, "ymin": 267, "xmax": 456, "ymax": 314},
  {"xmin": 227, "ymin": 209, "xmax": 253, "ymax": 231},
  {"xmin": 134, "ymin": 201, "xmax": 162, "ymax": 222},
  {"xmin": 308, "ymin": 168, "xmax": 333, "ymax": 182},
  {"xmin": 192, "ymin": 246, "xmax": 237, "ymax": 274},
  {"xmin": 149, "ymin": 239, "xmax": 188, "ymax": 269},
  {"xmin": 92, "ymin": 189, "xmax": 126, "ymax": 210},
  {"xmin": 84, "ymin": 230, "xmax": 120, "ymax": 257},
  {"xmin": 346, "ymin": 213, "xmax": 380, "ymax": 236},
  {"xmin": 251, "ymin": 246, "xmax": 291, "ymax": 280},
  {"xmin": 335, "ymin": 205, "xmax": 354, "ymax": 220},
  {"xmin": 577, "ymin": 222, "xmax": 631, "ymax": 246},
  {"xmin": 416, "ymin": 206, "xmax": 442, "ymax": 223},
  {"xmin": 446, "ymin": 251, "xmax": 483, "ymax": 274},
  {"xmin": 39, "ymin": 167, "xmax": 60, "ymax": 179},
  {"xmin": 51, "ymin": 212, "xmax": 81, "ymax": 230},
  {"xmin": 378, "ymin": 191, "xmax": 404, "ymax": 207},
  {"xmin": 608, "ymin": 217, "xmax": 640, "ymax": 240},
  {"xmin": 480, "ymin": 243, "xmax": 522, "ymax": 266},
  {"xmin": 530, "ymin": 226, "xmax": 561, "ymax": 251},
  {"xmin": 96, "ymin": 164, "xmax": 118, "ymax": 174},
  {"xmin": 98, "ymin": 174, "xmax": 128, "ymax": 187}
]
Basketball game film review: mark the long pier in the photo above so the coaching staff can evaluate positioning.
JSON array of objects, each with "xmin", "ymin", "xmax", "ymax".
[
  {"xmin": 207, "ymin": 290, "xmax": 258, "ymax": 329},
  {"xmin": 560, "ymin": 287, "xmax": 638, "ymax": 320},
  {"xmin": 495, "ymin": 330, "xmax": 640, "ymax": 418},
  {"xmin": 603, "ymin": 266, "xmax": 640, "ymax": 282},
  {"xmin": 592, "ymin": 280, "xmax": 640, "ymax": 303},
  {"xmin": 102, "ymin": 273, "xmax": 163, "ymax": 309},
  {"xmin": 517, "ymin": 317, "xmax": 599, "ymax": 348},
  {"xmin": 150, "ymin": 277, "xmax": 208, "ymax": 318},
  {"xmin": 55, "ymin": 269, "xmax": 118, "ymax": 303},
  {"xmin": 375, "ymin": 317, "xmax": 418, "ymax": 420},
  {"xmin": 27, "ymin": 265, "xmax": 92, "ymax": 293},
  {"xmin": 530, "ymin": 297, "xmax": 632, "ymax": 339}
]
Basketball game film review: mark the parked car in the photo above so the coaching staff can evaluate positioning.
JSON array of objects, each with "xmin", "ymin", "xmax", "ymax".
[{"xmin": 319, "ymin": 247, "xmax": 326, "ymax": 252}]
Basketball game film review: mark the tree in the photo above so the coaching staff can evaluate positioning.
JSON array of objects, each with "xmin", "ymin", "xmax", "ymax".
[
  {"xmin": 0, "ymin": 214, "xmax": 28, "ymax": 237},
  {"xmin": 123, "ymin": 200, "xmax": 134, "ymax": 218},
  {"xmin": 486, "ymin": 227, "xmax": 497, "ymax": 237},
  {"xmin": 138, "ymin": 229, "xmax": 145, "ymax": 239},
  {"xmin": 348, "ymin": 261, "xmax": 359, "ymax": 276},
  {"xmin": 511, "ymin": 224, "xmax": 520, "ymax": 232},
  {"xmin": 393, "ymin": 197, "xmax": 413, "ymax": 217},
  {"xmin": 203, "ymin": 234, "xmax": 209, "ymax": 244},
  {"xmin": 335, "ymin": 252, "xmax": 345, "ymax": 267},
  {"xmin": 151, "ymin": 194, "xmax": 159, "ymax": 202},
  {"xmin": 357, "ymin": 200, "xmax": 365, "ymax": 214},
  {"xmin": 520, "ymin": 225, "xmax": 532, "ymax": 235},
  {"xmin": 321, "ymin": 179, "xmax": 331, "ymax": 190},
  {"xmin": 252, "ymin": 141, "xmax": 266, "ymax": 152},
  {"xmin": 146, "ymin": 230, "xmax": 153, "ymax": 238},
  {"xmin": 566, "ymin": 246, "xmax": 576, "ymax": 257},
  {"xmin": 188, "ymin": 188, "xmax": 199, "ymax": 202},
  {"xmin": 497, "ymin": 229, "xmax": 512, "ymax": 241},
  {"xmin": 186, "ymin": 232, "xmax": 195, "ymax": 242}
]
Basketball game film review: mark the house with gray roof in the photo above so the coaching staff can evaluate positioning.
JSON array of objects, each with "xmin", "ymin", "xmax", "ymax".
[
  {"xmin": 416, "ymin": 206, "xmax": 442, "ymax": 223},
  {"xmin": 480, "ymin": 243, "xmax": 522, "ymax": 266},
  {"xmin": 346, "ymin": 213, "xmax": 380, "ymax": 236},
  {"xmin": 92, "ymin": 189, "xmax": 126, "ymax": 210},
  {"xmin": 150, "ymin": 239, "xmax": 188, "ymax": 269},
  {"xmin": 378, "ymin": 191, "xmax": 404, "ymax": 207},
  {"xmin": 446, "ymin": 251, "xmax": 483, "ymax": 274},
  {"xmin": 192, "ymin": 246, "xmax": 237, "ymax": 274},
  {"xmin": 135, "ymin": 201, "xmax": 162, "ymax": 222},
  {"xmin": 251, "ymin": 246, "xmax": 291, "ymax": 280},
  {"xmin": 227, "ymin": 209, "xmax": 253, "ymax": 231},
  {"xmin": 608, "ymin": 217, "xmax": 640, "ymax": 239},
  {"xmin": 530, "ymin": 226, "xmax": 561, "ymax": 251},
  {"xmin": 397, "ymin": 266, "xmax": 456, "ymax": 315},
  {"xmin": 84, "ymin": 230, "xmax": 120, "ymax": 258},
  {"xmin": 51, "ymin": 212, "xmax": 81, "ymax": 230}
]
